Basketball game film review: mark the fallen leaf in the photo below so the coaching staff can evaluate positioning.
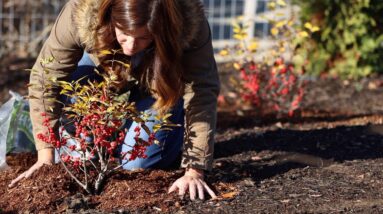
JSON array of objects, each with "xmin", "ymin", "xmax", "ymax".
[
  {"xmin": 280, "ymin": 199, "xmax": 290, "ymax": 203},
  {"xmin": 221, "ymin": 191, "xmax": 239, "ymax": 199}
]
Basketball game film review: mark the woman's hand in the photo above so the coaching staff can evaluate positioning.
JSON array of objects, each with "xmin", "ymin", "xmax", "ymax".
[
  {"xmin": 168, "ymin": 168, "xmax": 217, "ymax": 200},
  {"xmin": 8, "ymin": 148, "xmax": 54, "ymax": 188}
]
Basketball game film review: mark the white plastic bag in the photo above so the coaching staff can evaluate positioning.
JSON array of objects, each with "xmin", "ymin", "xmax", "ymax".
[
  {"xmin": 6, "ymin": 92, "xmax": 35, "ymax": 153},
  {"xmin": 0, "ymin": 91, "xmax": 35, "ymax": 171},
  {"xmin": 0, "ymin": 92, "xmax": 15, "ymax": 170}
]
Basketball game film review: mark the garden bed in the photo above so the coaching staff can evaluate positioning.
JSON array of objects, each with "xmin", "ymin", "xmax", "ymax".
[{"xmin": 1, "ymin": 62, "xmax": 383, "ymax": 212}]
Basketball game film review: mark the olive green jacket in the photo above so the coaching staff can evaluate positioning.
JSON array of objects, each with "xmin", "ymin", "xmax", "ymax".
[{"xmin": 29, "ymin": 0, "xmax": 220, "ymax": 170}]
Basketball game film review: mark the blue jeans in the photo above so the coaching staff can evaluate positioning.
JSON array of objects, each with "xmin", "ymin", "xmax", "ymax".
[{"xmin": 65, "ymin": 53, "xmax": 184, "ymax": 170}]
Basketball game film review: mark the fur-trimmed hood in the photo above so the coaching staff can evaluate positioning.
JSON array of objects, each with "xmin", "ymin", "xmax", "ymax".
[{"xmin": 71, "ymin": 0, "xmax": 205, "ymax": 51}]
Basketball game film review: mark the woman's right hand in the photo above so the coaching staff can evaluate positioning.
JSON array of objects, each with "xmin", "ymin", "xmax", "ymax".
[{"xmin": 8, "ymin": 148, "xmax": 55, "ymax": 188}]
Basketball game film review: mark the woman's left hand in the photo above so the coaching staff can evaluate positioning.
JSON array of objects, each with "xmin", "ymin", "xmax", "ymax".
[{"xmin": 168, "ymin": 168, "xmax": 217, "ymax": 200}]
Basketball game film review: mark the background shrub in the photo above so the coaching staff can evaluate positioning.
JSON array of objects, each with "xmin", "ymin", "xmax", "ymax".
[{"xmin": 293, "ymin": 0, "xmax": 383, "ymax": 79}]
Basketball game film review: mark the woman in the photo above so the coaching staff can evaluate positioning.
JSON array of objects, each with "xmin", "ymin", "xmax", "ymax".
[{"xmin": 9, "ymin": 0, "xmax": 220, "ymax": 200}]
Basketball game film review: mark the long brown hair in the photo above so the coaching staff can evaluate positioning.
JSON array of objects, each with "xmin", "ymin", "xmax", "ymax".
[{"xmin": 95, "ymin": 0, "xmax": 184, "ymax": 114}]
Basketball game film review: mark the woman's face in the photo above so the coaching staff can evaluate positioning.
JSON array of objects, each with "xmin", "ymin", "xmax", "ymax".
[{"xmin": 115, "ymin": 26, "xmax": 153, "ymax": 56}]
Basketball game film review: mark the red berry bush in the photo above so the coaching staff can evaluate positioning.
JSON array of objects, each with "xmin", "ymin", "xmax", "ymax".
[
  {"xmin": 29, "ymin": 55, "xmax": 175, "ymax": 194},
  {"xmin": 219, "ymin": 0, "xmax": 319, "ymax": 116}
]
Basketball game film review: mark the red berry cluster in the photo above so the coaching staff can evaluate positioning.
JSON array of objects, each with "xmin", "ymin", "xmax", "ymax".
[
  {"xmin": 127, "ymin": 125, "xmax": 156, "ymax": 161},
  {"xmin": 74, "ymin": 112, "xmax": 125, "ymax": 156},
  {"xmin": 37, "ymin": 101, "xmax": 159, "ymax": 169},
  {"xmin": 37, "ymin": 112, "xmax": 67, "ymax": 148}
]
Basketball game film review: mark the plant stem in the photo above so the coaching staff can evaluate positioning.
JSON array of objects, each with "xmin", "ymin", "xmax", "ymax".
[
  {"xmin": 82, "ymin": 152, "xmax": 88, "ymax": 190},
  {"xmin": 94, "ymin": 165, "xmax": 108, "ymax": 194},
  {"xmin": 56, "ymin": 148, "xmax": 91, "ymax": 194}
]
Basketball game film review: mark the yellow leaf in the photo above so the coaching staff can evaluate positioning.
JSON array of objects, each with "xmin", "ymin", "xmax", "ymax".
[
  {"xmin": 49, "ymin": 77, "xmax": 57, "ymax": 83},
  {"xmin": 233, "ymin": 27, "xmax": 241, "ymax": 33},
  {"xmin": 153, "ymin": 124, "xmax": 162, "ymax": 133},
  {"xmin": 62, "ymin": 107, "xmax": 72, "ymax": 112},
  {"xmin": 113, "ymin": 60, "xmax": 131, "ymax": 68},
  {"xmin": 97, "ymin": 82, "xmax": 105, "ymax": 88},
  {"xmin": 271, "ymin": 28, "xmax": 279, "ymax": 36},
  {"xmin": 248, "ymin": 42, "xmax": 258, "ymax": 52},
  {"xmin": 162, "ymin": 113, "xmax": 172, "ymax": 120},
  {"xmin": 233, "ymin": 33, "xmax": 247, "ymax": 40},
  {"xmin": 277, "ymin": 0, "xmax": 287, "ymax": 7},
  {"xmin": 233, "ymin": 62, "xmax": 241, "ymax": 70},
  {"xmin": 275, "ymin": 20, "xmax": 287, "ymax": 28},
  {"xmin": 99, "ymin": 50, "xmax": 112, "ymax": 55},
  {"xmin": 304, "ymin": 22, "xmax": 313, "ymax": 30},
  {"xmin": 298, "ymin": 31, "xmax": 309, "ymax": 38},
  {"xmin": 219, "ymin": 49, "xmax": 229, "ymax": 56},
  {"xmin": 311, "ymin": 26, "xmax": 320, "ymax": 32},
  {"xmin": 287, "ymin": 20, "xmax": 294, "ymax": 26},
  {"xmin": 59, "ymin": 90, "xmax": 68, "ymax": 95},
  {"xmin": 231, "ymin": 21, "xmax": 240, "ymax": 29},
  {"xmin": 236, "ymin": 50, "xmax": 244, "ymax": 55},
  {"xmin": 62, "ymin": 84, "xmax": 74, "ymax": 91},
  {"xmin": 82, "ymin": 97, "xmax": 90, "ymax": 102},
  {"xmin": 57, "ymin": 80, "xmax": 69, "ymax": 85},
  {"xmin": 268, "ymin": 2, "xmax": 276, "ymax": 10},
  {"xmin": 110, "ymin": 74, "xmax": 119, "ymax": 81}
]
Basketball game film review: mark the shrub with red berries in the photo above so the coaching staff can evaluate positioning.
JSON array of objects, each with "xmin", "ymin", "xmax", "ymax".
[
  {"xmin": 231, "ymin": 58, "xmax": 305, "ymax": 117},
  {"xmin": 219, "ymin": 1, "xmax": 319, "ymax": 117},
  {"xmin": 29, "ymin": 56, "xmax": 175, "ymax": 194}
]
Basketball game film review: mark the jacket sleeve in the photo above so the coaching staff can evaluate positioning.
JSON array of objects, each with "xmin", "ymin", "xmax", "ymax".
[
  {"xmin": 181, "ymin": 18, "xmax": 220, "ymax": 171},
  {"xmin": 29, "ymin": 1, "xmax": 83, "ymax": 151}
]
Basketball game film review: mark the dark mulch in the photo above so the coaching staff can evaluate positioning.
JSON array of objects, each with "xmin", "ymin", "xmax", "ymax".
[
  {"xmin": 1, "ymin": 60, "xmax": 383, "ymax": 213},
  {"xmin": 0, "ymin": 156, "xmax": 184, "ymax": 213},
  {"xmin": 2, "ymin": 118, "xmax": 383, "ymax": 213}
]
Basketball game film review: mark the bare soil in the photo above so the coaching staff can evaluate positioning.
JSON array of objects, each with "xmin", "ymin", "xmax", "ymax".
[{"xmin": 1, "ymin": 60, "xmax": 383, "ymax": 213}]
